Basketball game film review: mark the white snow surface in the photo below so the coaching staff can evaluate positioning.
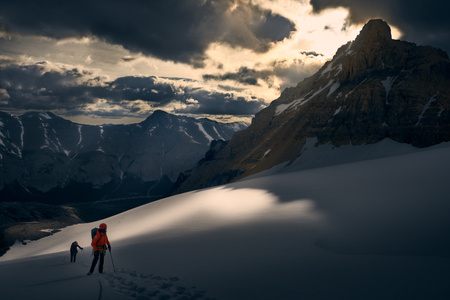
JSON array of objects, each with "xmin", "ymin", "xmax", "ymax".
[
  {"xmin": 381, "ymin": 76, "xmax": 394, "ymax": 97},
  {"xmin": 39, "ymin": 112, "xmax": 52, "ymax": 120},
  {"xmin": 320, "ymin": 61, "xmax": 333, "ymax": 77},
  {"xmin": 275, "ymin": 80, "xmax": 336, "ymax": 116},
  {"xmin": 1, "ymin": 139, "xmax": 450, "ymax": 299},
  {"xmin": 275, "ymin": 101, "xmax": 295, "ymax": 115},
  {"xmin": 333, "ymin": 106, "xmax": 342, "ymax": 116},
  {"xmin": 212, "ymin": 126, "xmax": 225, "ymax": 141},
  {"xmin": 416, "ymin": 93, "xmax": 439, "ymax": 125},
  {"xmin": 76, "ymin": 125, "xmax": 83, "ymax": 147},
  {"xmin": 196, "ymin": 122, "xmax": 214, "ymax": 142},
  {"xmin": 327, "ymin": 81, "xmax": 340, "ymax": 97},
  {"xmin": 179, "ymin": 126, "xmax": 200, "ymax": 144},
  {"xmin": 18, "ymin": 117, "xmax": 24, "ymax": 149}
]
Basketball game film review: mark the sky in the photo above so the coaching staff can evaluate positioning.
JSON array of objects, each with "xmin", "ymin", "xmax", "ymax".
[{"xmin": 0, "ymin": 0, "xmax": 449, "ymax": 125}]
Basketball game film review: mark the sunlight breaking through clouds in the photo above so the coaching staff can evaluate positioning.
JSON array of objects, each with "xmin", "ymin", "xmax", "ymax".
[{"xmin": 0, "ymin": 0, "xmax": 432, "ymax": 125}]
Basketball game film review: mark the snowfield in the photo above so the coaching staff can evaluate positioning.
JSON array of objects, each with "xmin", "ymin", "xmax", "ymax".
[{"xmin": 1, "ymin": 139, "xmax": 450, "ymax": 300}]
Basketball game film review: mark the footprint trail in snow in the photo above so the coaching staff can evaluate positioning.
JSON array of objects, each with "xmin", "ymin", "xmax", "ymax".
[{"xmin": 100, "ymin": 269, "xmax": 215, "ymax": 300}]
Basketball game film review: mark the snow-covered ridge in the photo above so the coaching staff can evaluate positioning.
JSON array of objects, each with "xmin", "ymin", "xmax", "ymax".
[
  {"xmin": 225, "ymin": 122, "xmax": 247, "ymax": 132},
  {"xmin": 1, "ymin": 140, "xmax": 450, "ymax": 300}
]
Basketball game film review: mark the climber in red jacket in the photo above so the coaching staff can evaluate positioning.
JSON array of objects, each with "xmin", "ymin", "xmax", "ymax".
[{"xmin": 87, "ymin": 223, "xmax": 111, "ymax": 275}]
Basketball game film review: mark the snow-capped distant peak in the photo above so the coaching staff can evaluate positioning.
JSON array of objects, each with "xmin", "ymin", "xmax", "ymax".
[{"xmin": 39, "ymin": 112, "xmax": 52, "ymax": 120}]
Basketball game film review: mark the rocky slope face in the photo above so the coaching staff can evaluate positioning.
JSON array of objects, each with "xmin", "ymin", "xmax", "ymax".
[
  {"xmin": 0, "ymin": 110, "xmax": 246, "ymax": 202},
  {"xmin": 174, "ymin": 19, "xmax": 450, "ymax": 193}
]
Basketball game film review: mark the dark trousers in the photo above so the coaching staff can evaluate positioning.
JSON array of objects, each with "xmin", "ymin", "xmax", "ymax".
[
  {"xmin": 89, "ymin": 251, "xmax": 106, "ymax": 273},
  {"xmin": 70, "ymin": 251, "xmax": 77, "ymax": 263}
]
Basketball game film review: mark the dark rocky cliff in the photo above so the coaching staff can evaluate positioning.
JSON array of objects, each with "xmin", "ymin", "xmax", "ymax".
[{"xmin": 174, "ymin": 19, "xmax": 450, "ymax": 194}]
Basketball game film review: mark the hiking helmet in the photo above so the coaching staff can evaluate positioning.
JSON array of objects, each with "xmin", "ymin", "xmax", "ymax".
[{"xmin": 99, "ymin": 223, "xmax": 107, "ymax": 230}]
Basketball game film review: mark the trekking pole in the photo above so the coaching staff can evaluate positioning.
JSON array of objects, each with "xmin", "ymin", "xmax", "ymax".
[{"xmin": 109, "ymin": 248, "xmax": 116, "ymax": 272}]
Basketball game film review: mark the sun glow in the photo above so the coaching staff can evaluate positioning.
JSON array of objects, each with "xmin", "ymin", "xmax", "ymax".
[
  {"xmin": 0, "ymin": 0, "xmax": 408, "ymax": 126},
  {"xmin": 200, "ymin": 1, "xmax": 363, "ymax": 105}
]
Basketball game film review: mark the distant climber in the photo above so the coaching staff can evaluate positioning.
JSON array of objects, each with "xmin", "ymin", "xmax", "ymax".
[
  {"xmin": 87, "ymin": 223, "xmax": 111, "ymax": 275},
  {"xmin": 70, "ymin": 241, "xmax": 83, "ymax": 263}
]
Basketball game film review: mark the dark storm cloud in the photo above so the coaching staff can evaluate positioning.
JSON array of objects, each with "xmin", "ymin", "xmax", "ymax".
[
  {"xmin": 106, "ymin": 76, "xmax": 177, "ymax": 104},
  {"xmin": 0, "ymin": 64, "xmax": 101, "ymax": 109},
  {"xmin": 0, "ymin": 56, "xmax": 19, "ymax": 67},
  {"xmin": 175, "ymin": 90, "xmax": 264, "ymax": 116},
  {"xmin": 0, "ymin": 0, "xmax": 295, "ymax": 67},
  {"xmin": 203, "ymin": 67, "xmax": 269, "ymax": 86},
  {"xmin": 0, "ymin": 63, "xmax": 263, "ymax": 117},
  {"xmin": 121, "ymin": 57, "xmax": 137, "ymax": 62},
  {"xmin": 107, "ymin": 76, "xmax": 265, "ymax": 116},
  {"xmin": 310, "ymin": 0, "xmax": 450, "ymax": 54},
  {"xmin": 300, "ymin": 51, "xmax": 324, "ymax": 57},
  {"xmin": 203, "ymin": 58, "xmax": 321, "ymax": 90}
]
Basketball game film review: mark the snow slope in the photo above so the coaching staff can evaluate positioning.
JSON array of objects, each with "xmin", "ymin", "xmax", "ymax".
[{"xmin": 1, "ymin": 140, "xmax": 450, "ymax": 300}]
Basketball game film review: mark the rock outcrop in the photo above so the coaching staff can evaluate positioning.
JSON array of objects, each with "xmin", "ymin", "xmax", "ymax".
[{"xmin": 174, "ymin": 19, "xmax": 450, "ymax": 193}]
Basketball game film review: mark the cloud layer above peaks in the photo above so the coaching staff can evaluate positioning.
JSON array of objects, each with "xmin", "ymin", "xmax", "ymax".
[{"xmin": 0, "ymin": 0, "xmax": 295, "ymax": 67}]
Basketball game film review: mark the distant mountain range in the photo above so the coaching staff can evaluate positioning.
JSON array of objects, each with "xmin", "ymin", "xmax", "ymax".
[
  {"xmin": 173, "ymin": 19, "xmax": 450, "ymax": 193},
  {"xmin": 0, "ymin": 110, "xmax": 247, "ymax": 203}
]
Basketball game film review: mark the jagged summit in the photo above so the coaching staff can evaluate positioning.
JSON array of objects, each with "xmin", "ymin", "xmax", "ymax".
[
  {"xmin": 173, "ymin": 19, "xmax": 450, "ymax": 194},
  {"xmin": 329, "ymin": 19, "xmax": 395, "ymax": 82},
  {"xmin": 315, "ymin": 20, "xmax": 449, "ymax": 86},
  {"xmin": 149, "ymin": 109, "xmax": 169, "ymax": 117},
  {"xmin": 140, "ymin": 109, "xmax": 171, "ymax": 128},
  {"xmin": 353, "ymin": 19, "xmax": 392, "ymax": 49}
]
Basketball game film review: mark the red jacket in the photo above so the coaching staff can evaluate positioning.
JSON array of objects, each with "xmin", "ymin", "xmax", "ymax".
[{"xmin": 91, "ymin": 230, "xmax": 110, "ymax": 251}]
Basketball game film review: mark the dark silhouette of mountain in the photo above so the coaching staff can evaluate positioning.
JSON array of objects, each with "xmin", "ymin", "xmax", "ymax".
[
  {"xmin": 0, "ymin": 110, "xmax": 246, "ymax": 203},
  {"xmin": 173, "ymin": 19, "xmax": 450, "ymax": 194}
]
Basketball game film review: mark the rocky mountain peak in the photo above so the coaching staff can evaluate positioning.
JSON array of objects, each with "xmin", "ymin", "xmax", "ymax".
[
  {"xmin": 172, "ymin": 19, "xmax": 450, "ymax": 194},
  {"xmin": 150, "ymin": 109, "xmax": 169, "ymax": 118},
  {"xmin": 328, "ymin": 19, "xmax": 398, "ymax": 82},
  {"xmin": 353, "ymin": 19, "xmax": 392, "ymax": 49},
  {"xmin": 142, "ymin": 109, "xmax": 169, "ymax": 122}
]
